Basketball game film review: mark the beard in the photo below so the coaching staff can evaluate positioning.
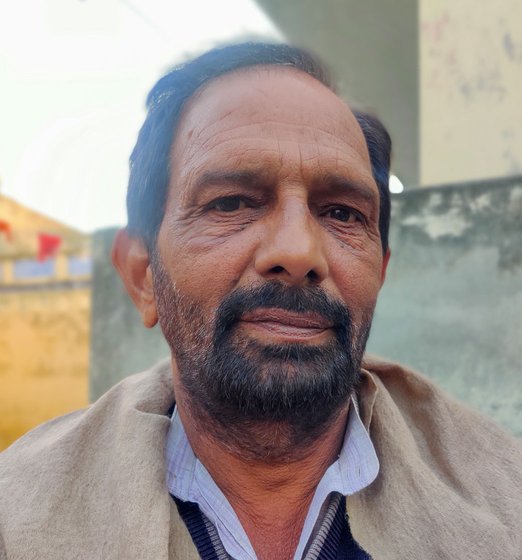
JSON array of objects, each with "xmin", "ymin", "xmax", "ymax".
[{"xmin": 152, "ymin": 257, "xmax": 374, "ymax": 461}]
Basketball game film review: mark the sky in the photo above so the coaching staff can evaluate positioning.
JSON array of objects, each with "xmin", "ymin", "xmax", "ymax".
[{"xmin": 0, "ymin": 0, "xmax": 281, "ymax": 232}]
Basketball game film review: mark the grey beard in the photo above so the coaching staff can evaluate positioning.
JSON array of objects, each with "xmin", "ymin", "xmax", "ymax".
[{"xmin": 152, "ymin": 259, "xmax": 373, "ymax": 462}]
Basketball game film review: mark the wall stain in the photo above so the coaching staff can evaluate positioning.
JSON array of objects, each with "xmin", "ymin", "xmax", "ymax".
[
  {"xmin": 503, "ymin": 32, "xmax": 522, "ymax": 63},
  {"xmin": 392, "ymin": 178, "xmax": 522, "ymax": 271}
]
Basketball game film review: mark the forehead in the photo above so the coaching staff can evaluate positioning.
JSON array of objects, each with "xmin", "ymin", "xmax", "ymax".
[{"xmin": 170, "ymin": 66, "xmax": 373, "ymax": 187}]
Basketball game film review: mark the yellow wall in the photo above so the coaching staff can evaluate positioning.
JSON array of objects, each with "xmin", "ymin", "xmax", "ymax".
[
  {"xmin": 0, "ymin": 287, "xmax": 90, "ymax": 450},
  {"xmin": 0, "ymin": 195, "xmax": 91, "ymax": 450}
]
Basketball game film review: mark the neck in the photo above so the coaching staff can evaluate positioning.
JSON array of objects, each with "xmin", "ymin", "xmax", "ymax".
[{"xmin": 172, "ymin": 369, "xmax": 350, "ymax": 559}]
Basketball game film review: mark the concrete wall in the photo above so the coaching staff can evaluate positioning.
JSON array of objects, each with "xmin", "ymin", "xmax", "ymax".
[
  {"xmin": 89, "ymin": 230, "xmax": 169, "ymax": 401},
  {"xmin": 420, "ymin": 0, "xmax": 522, "ymax": 185},
  {"xmin": 367, "ymin": 176, "xmax": 522, "ymax": 436},
  {"xmin": 90, "ymin": 177, "xmax": 522, "ymax": 436}
]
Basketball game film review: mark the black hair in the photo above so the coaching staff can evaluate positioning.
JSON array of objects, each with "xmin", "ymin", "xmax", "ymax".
[{"xmin": 126, "ymin": 42, "xmax": 391, "ymax": 253}]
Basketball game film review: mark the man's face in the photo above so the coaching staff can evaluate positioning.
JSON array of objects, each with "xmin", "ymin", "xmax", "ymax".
[{"xmin": 152, "ymin": 67, "xmax": 388, "ymax": 444}]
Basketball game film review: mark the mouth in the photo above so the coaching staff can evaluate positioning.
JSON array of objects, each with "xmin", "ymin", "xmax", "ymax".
[{"xmin": 238, "ymin": 308, "xmax": 334, "ymax": 344}]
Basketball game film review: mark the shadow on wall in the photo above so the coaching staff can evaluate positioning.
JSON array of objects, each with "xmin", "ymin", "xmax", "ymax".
[{"xmin": 90, "ymin": 176, "xmax": 522, "ymax": 437}]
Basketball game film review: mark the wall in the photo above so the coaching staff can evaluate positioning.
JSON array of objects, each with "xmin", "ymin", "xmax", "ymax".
[
  {"xmin": 366, "ymin": 176, "xmax": 522, "ymax": 436},
  {"xmin": 0, "ymin": 287, "xmax": 90, "ymax": 449},
  {"xmin": 0, "ymin": 195, "xmax": 92, "ymax": 450},
  {"xmin": 89, "ymin": 229, "xmax": 169, "ymax": 401},
  {"xmin": 420, "ymin": 0, "xmax": 522, "ymax": 184},
  {"xmin": 254, "ymin": 0, "xmax": 522, "ymax": 188},
  {"xmin": 89, "ymin": 177, "xmax": 521, "ymax": 437}
]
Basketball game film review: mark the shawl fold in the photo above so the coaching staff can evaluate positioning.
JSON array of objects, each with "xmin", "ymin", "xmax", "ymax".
[{"xmin": 1, "ymin": 357, "xmax": 521, "ymax": 559}]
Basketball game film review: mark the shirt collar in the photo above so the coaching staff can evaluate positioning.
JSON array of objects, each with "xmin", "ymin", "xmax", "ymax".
[{"xmin": 166, "ymin": 397, "xmax": 379, "ymax": 560}]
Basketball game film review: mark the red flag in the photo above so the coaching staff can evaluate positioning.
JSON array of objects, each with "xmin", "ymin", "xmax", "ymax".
[
  {"xmin": 0, "ymin": 220, "xmax": 11, "ymax": 242},
  {"xmin": 38, "ymin": 233, "xmax": 62, "ymax": 262}
]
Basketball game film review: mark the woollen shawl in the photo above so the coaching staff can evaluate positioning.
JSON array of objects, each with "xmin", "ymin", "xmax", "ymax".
[{"xmin": 0, "ymin": 357, "xmax": 521, "ymax": 559}]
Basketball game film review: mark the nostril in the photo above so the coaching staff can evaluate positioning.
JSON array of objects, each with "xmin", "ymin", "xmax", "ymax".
[{"xmin": 267, "ymin": 266, "xmax": 321, "ymax": 280}]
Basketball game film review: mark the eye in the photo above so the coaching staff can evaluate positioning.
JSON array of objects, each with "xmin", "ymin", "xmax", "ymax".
[
  {"xmin": 324, "ymin": 206, "xmax": 362, "ymax": 223},
  {"xmin": 209, "ymin": 196, "xmax": 247, "ymax": 212}
]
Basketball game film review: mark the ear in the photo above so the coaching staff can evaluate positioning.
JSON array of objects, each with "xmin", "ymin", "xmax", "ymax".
[
  {"xmin": 380, "ymin": 247, "xmax": 391, "ymax": 285},
  {"xmin": 111, "ymin": 229, "xmax": 158, "ymax": 328}
]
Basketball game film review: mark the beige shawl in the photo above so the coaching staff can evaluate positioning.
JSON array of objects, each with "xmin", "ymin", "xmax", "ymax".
[{"xmin": 1, "ymin": 357, "xmax": 521, "ymax": 559}]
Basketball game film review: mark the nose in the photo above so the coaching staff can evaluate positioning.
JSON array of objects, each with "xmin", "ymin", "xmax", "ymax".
[{"xmin": 254, "ymin": 199, "xmax": 329, "ymax": 285}]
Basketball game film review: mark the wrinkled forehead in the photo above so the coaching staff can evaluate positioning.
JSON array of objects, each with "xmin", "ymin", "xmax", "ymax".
[{"xmin": 171, "ymin": 66, "xmax": 371, "ymax": 165}]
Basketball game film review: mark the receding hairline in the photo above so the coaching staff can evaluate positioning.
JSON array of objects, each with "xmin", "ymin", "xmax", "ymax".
[
  {"xmin": 186, "ymin": 62, "xmax": 338, "ymax": 105},
  {"xmin": 172, "ymin": 63, "xmax": 365, "ymax": 158}
]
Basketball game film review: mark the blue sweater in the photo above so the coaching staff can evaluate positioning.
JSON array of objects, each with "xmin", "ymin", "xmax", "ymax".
[{"xmin": 174, "ymin": 495, "xmax": 371, "ymax": 560}]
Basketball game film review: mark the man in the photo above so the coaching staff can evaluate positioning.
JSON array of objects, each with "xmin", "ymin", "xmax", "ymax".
[{"xmin": 1, "ymin": 43, "xmax": 521, "ymax": 560}]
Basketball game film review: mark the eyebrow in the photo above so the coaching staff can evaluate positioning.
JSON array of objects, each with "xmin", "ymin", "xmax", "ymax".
[
  {"xmin": 193, "ymin": 169, "xmax": 269, "ymax": 192},
  {"xmin": 191, "ymin": 169, "xmax": 379, "ymax": 207},
  {"xmin": 316, "ymin": 173, "xmax": 379, "ymax": 206}
]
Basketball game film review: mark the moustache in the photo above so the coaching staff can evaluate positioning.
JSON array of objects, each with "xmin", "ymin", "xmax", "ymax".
[{"xmin": 213, "ymin": 281, "xmax": 352, "ymax": 346}]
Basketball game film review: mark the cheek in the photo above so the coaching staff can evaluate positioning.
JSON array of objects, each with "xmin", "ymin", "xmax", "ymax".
[
  {"xmin": 328, "ymin": 249, "xmax": 384, "ymax": 311},
  {"xmin": 163, "ymin": 231, "xmax": 257, "ymax": 310}
]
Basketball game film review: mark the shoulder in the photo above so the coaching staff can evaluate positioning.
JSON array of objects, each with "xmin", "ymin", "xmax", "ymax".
[
  {"xmin": 0, "ymin": 359, "xmax": 175, "ymax": 558},
  {"xmin": 349, "ymin": 356, "xmax": 522, "ymax": 558},
  {"xmin": 361, "ymin": 354, "xmax": 522, "ymax": 454},
  {"xmin": 0, "ymin": 358, "xmax": 173, "ymax": 469},
  {"xmin": 359, "ymin": 355, "xmax": 522, "ymax": 514},
  {"xmin": 361, "ymin": 354, "xmax": 521, "ymax": 447}
]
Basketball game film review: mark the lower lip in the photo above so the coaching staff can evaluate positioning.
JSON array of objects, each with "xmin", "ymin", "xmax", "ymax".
[{"xmin": 238, "ymin": 320, "xmax": 333, "ymax": 344}]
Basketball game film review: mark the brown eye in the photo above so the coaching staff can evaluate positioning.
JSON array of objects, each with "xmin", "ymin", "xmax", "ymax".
[
  {"xmin": 327, "ymin": 207, "xmax": 358, "ymax": 223},
  {"xmin": 211, "ymin": 197, "xmax": 246, "ymax": 212}
]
